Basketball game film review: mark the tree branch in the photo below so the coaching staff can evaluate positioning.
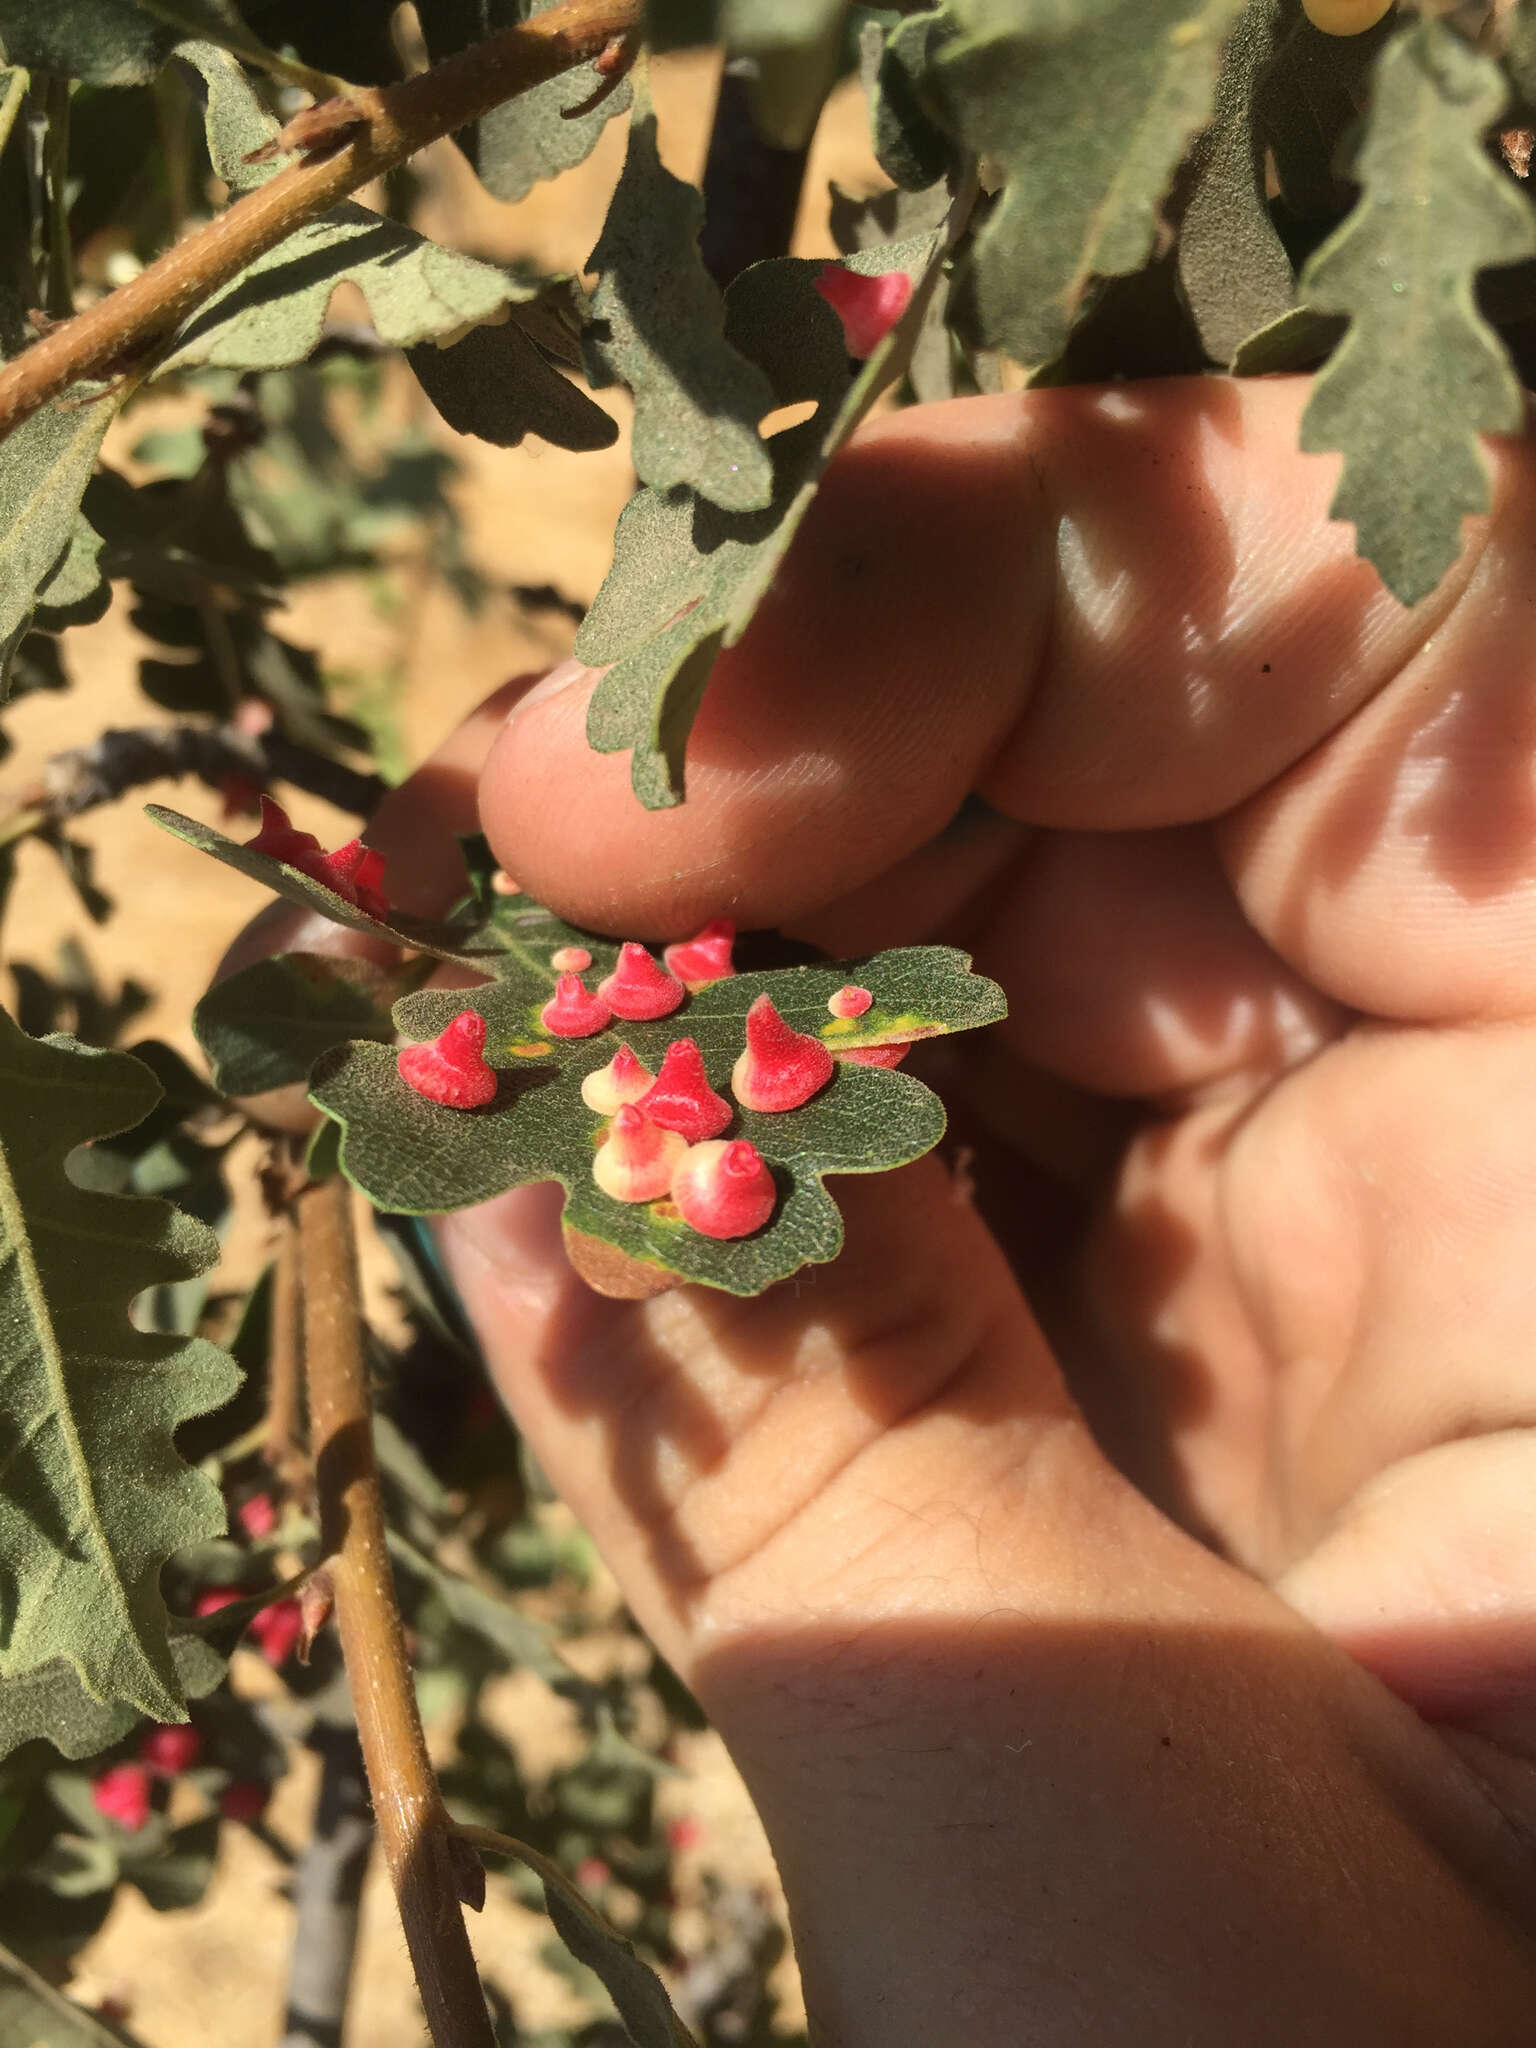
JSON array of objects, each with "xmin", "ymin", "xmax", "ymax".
[
  {"xmin": 0, "ymin": 720, "xmax": 386, "ymax": 850},
  {"xmin": 298, "ymin": 1176, "xmax": 494, "ymax": 2048},
  {"xmin": 0, "ymin": 0, "xmax": 641, "ymax": 441}
]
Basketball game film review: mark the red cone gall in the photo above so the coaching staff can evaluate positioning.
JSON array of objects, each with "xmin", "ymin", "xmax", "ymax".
[
  {"xmin": 671, "ymin": 1139, "xmax": 776, "ymax": 1239},
  {"xmin": 638, "ymin": 1038, "xmax": 732, "ymax": 1143},
  {"xmin": 581, "ymin": 1043, "xmax": 654, "ymax": 1115},
  {"xmin": 250, "ymin": 1598, "xmax": 303, "ymax": 1667},
  {"xmin": 663, "ymin": 919, "xmax": 736, "ymax": 987},
  {"xmin": 541, "ymin": 972, "xmax": 612, "ymax": 1037},
  {"xmin": 244, "ymin": 795, "xmax": 323, "ymax": 868},
  {"xmin": 322, "ymin": 838, "xmax": 390, "ymax": 917},
  {"xmin": 730, "ymin": 994, "xmax": 835, "ymax": 1112},
  {"xmin": 220, "ymin": 1780, "xmax": 270, "ymax": 1824},
  {"xmin": 140, "ymin": 1723, "xmax": 202, "ymax": 1775},
  {"xmin": 814, "ymin": 264, "xmax": 913, "ymax": 357},
  {"xmin": 599, "ymin": 942, "xmax": 685, "ymax": 1020},
  {"xmin": 237, "ymin": 1491, "xmax": 277, "ymax": 1539},
  {"xmin": 93, "ymin": 1762, "xmax": 152, "ymax": 1831},
  {"xmin": 592, "ymin": 1105, "xmax": 687, "ymax": 1203},
  {"xmin": 397, "ymin": 1009, "xmax": 498, "ymax": 1108}
]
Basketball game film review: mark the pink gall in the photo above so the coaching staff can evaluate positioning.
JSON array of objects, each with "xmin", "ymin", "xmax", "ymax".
[
  {"xmin": 397, "ymin": 1009, "xmax": 498, "ymax": 1109},
  {"xmin": 237, "ymin": 1491, "xmax": 277, "ymax": 1540},
  {"xmin": 541, "ymin": 973, "xmax": 612, "ymax": 1037},
  {"xmin": 828, "ymin": 985, "xmax": 873, "ymax": 1019},
  {"xmin": 140, "ymin": 1723, "xmax": 202, "ymax": 1775},
  {"xmin": 592, "ymin": 1105, "xmax": 687, "ymax": 1203},
  {"xmin": 671, "ymin": 1140, "xmax": 776, "ymax": 1239},
  {"xmin": 193, "ymin": 1587, "xmax": 239, "ymax": 1618},
  {"xmin": 637, "ymin": 1038, "xmax": 732, "ymax": 1143},
  {"xmin": 250, "ymin": 1597, "xmax": 303, "ymax": 1667},
  {"xmin": 220, "ymin": 1779, "xmax": 270, "ymax": 1825},
  {"xmin": 663, "ymin": 919, "xmax": 736, "ymax": 987},
  {"xmin": 730, "ymin": 994, "xmax": 835, "ymax": 1112},
  {"xmin": 581, "ymin": 1043, "xmax": 655, "ymax": 1115},
  {"xmin": 93, "ymin": 1762, "xmax": 152, "ymax": 1832},
  {"xmin": 814, "ymin": 264, "xmax": 913, "ymax": 357},
  {"xmin": 599, "ymin": 942, "xmax": 685, "ymax": 1021},
  {"xmin": 551, "ymin": 945, "xmax": 593, "ymax": 972}
]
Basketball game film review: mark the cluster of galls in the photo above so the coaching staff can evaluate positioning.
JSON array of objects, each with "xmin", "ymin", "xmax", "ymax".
[
  {"xmin": 396, "ymin": 915, "xmax": 904, "ymax": 1243},
  {"xmin": 245, "ymin": 798, "xmax": 390, "ymax": 918}
]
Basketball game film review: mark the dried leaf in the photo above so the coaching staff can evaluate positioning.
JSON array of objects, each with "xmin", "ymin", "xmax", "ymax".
[
  {"xmin": 935, "ymin": 0, "xmax": 1244, "ymax": 365},
  {"xmin": 581, "ymin": 94, "xmax": 776, "ymax": 511},
  {"xmin": 1298, "ymin": 19, "xmax": 1535, "ymax": 603},
  {"xmin": 0, "ymin": 1015, "xmax": 239, "ymax": 1722},
  {"xmin": 0, "ymin": 395, "xmax": 120, "ymax": 649}
]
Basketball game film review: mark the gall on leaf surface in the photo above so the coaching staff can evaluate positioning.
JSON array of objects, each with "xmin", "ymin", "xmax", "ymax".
[
  {"xmin": 574, "ymin": 222, "xmax": 954, "ymax": 808},
  {"xmin": 1296, "ymin": 18, "xmax": 1536, "ymax": 605},
  {"xmin": 0, "ymin": 1012, "xmax": 239, "ymax": 1723},
  {"xmin": 307, "ymin": 935, "xmax": 1006, "ymax": 1299},
  {"xmin": 932, "ymin": 0, "xmax": 1245, "ymax": 370}
]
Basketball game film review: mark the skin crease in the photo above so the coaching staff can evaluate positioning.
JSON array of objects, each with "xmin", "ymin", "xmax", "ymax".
[{"xmin": 236, "ymin": 379, "xmax": 1536, "ymax": 2042}]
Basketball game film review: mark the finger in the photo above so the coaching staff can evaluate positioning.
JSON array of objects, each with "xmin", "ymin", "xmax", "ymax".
[
  {"xmin": 1219, "ymin": 445, "xmax": 1536, "ymax": 1020},
  {"xmin": 479, "ymin": 379, "xmax": 1473, "ymax": 937}
]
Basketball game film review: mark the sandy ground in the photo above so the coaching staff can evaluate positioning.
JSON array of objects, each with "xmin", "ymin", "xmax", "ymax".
[{"xmin": 3, "ymin": 54, "xmax": 885, "ymax": 2047}]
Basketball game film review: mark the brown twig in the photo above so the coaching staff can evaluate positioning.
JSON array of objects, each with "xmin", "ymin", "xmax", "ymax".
[
  {"xmin": 0, "ymin": 720, "xmax": 386, "ymax": 851},
  {"xmin": 0, "ymin": 0, "xmax": 640, "ymax": 441},
  {"xmin": 297, "ymin": 1176, "xmax": 494, "ymax": 2048},
  {"xmin": 263, "ymin": 1211, "xmax": 306, "ymax": 1493}
]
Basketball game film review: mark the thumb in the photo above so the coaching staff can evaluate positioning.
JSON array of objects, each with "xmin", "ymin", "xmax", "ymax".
[{"xmin": 435, "ymin": 1152, "xmax": 1068, "ymax": 1675}]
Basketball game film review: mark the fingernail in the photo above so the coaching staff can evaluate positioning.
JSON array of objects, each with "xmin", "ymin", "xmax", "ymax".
[{"xmin": 502, "ymin": 658, "xmax": 600, "ymax": 725}]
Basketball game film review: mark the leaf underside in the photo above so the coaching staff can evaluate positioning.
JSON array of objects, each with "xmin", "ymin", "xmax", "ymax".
[
  {"xmin": 935, "ymin": 0, "xmax": 1245, "ymax": 368},
  {"xmin": 1297, "ymin": 19, "xmax": 1535, "ymax": 605},
  {"xmin": 0, "ymin": 1014, "xmax": 239, "ymax": 1722},
  {"xmin": 159, "ymin": 810, "xmax": 1005, "ymax": 1297}
]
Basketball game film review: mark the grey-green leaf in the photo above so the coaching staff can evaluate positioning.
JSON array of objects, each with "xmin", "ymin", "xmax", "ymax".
[
  {"xmin": 408, "ymin": 317, "xmax": 619, "ymax": 453},
  {"xmin": 192, "ymin": 952, "xmax": 404, "ymax": 1098},
  {"xmin": 0, "ymin": 1933, "xmax": 156, "ymax": 2044},
  {"xmin": 1177, "ymin": 0, "xmax": 1294, "ymax": 367},
  {"xmin": 935, "ymin": 0, "xmax": 1245, "ymax": 366},
  {"xmin": 0, "ymin": 1629, "xmax": 227, "ymax": 1763},
  {"xmin": 575, "ymin": 230, "xmax": 949, "ymax": 804},
  {"xmin": 1297, "ymin": 19, "xmax": 1535, "ymax": 604},
  {"xmin": 0, "ymin": 393, "xmax": 121, "ymax": 647},
  {"xmin": 581, "ymin": 97, "xmax": 776, "ymax": 511},
  {"xmin": 0, "ymin": 1015, "xmax": 239, "ymax": 1721}
]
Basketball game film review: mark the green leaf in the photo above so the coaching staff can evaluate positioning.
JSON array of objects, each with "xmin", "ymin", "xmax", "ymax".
[
  {"xmin": 1176, "ymin": 0, "xmax": 1294, "ymax": 367},
  {"xmin": 1230, "ymin": 302, "xmax": 1344, "ymax": 375},
  {"xmin": 0, "ymin": 1015, "xmax": 239, "ymax": 1722},
  {"xmin": 1257, "ymin": 3, "xmax": 1391, "ymax": 224},
  {"xmin": 1297, "ymin": 19, "xmax": 1536, "ymax": 605},
  {"xmin": 0, "ymin": 1630, "xmax": 225, "ymax": 1763},
  {"xmin": 161, "ymin": 47, "xmax": 543, "ymax": 373},
  {"xmin": 866, "ymin": 7, "xmax": 959, "ymax": 192},
  {"xmin": 309, "ymin": 929, "xmax": 1004, "ymax": 1297},
  {"xmin": 934, "ymin": 0, "xmax": 1244, "ymax": 366},
  {"xmin": 0, "ymin": 393, "xmax": 121, "ymax": 649},
  {"xmin": 407, "ymin": 316, "xmax": 619, "ymax": 454},
  {"xmin": 575, "ymin": 227, "xmax": 950, "ymax": 804},
  {"xmin": 387, "ymin": 1532, "xmax": 601, "ymax": 1705},
  {"xmin": 192, "ymin": 953, "xmax": 406, "ymax": 1097},
  {"xmin": 145, "ymin": 804, "xmax": 500, "ymax": 964},
  {"xmin": 420, "ymin": 0, "xmax": 633, "ymax": 204},
  {"xmin": 582, "ymin": 94, "xmax": 776, "ymax": 512},
  {"xmin": 470, "ymin": 1830, "xmax": 699, "ymax": 2048}
]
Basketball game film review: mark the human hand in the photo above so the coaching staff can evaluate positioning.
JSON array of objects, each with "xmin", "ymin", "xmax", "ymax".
[{"xmin": 308, "ymin": 378, "xmax": 1536, "ymax": 2043}]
